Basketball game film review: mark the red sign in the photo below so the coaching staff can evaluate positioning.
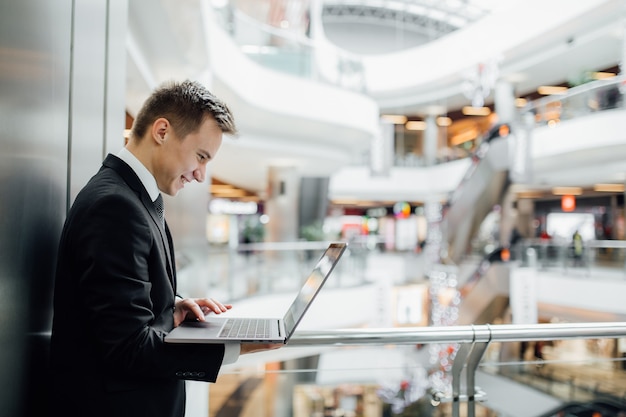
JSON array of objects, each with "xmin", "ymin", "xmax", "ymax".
[{"xmin": 561, "ymin": 195, "xmax": 576, "ymax": 212}]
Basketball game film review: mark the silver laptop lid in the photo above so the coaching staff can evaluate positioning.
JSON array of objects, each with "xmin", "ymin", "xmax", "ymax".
[{"xmin": 282, "ymin": 242, "xmax": 347, "ymax": 341}]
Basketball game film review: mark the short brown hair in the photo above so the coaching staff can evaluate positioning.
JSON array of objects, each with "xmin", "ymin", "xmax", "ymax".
[{"xmin": 131, "ymin": 80, "xmax": 237, "ymax": 140}]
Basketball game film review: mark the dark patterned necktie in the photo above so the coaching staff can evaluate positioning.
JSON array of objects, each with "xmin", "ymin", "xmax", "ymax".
[{"xmin": 154, "ymin": 194, "xmax": 165, "ymax": 226}]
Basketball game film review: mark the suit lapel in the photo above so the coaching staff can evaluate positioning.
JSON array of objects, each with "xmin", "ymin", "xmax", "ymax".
[{"xmin": 102, "ymin": 154, "xmax": 176, "ymax": 289}]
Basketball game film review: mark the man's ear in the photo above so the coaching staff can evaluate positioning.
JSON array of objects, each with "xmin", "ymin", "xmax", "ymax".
[{"xmin": 151, "ymin": 118, "xmax": 169, "ymax": 144}]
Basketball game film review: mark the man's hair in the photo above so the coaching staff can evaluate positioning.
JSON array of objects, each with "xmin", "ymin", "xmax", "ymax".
[{"xmin": 131, "ymin": 80, "xmax": 237, "ymax": 141}]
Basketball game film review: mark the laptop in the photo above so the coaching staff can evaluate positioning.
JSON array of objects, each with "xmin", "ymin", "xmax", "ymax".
[{"xmin": 165, "ymin": 242, "xmax": 347, "ymax": 344}]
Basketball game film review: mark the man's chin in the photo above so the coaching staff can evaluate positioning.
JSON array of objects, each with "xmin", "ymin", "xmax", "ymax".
[{"xmin": 162, "ymin": 187, "xmax": 179, "ymax": 197}]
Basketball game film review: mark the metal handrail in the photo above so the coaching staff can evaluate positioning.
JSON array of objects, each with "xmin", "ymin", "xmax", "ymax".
[
  {"xmin": 289, "ymin": 321, "xmax": 626, "ymax": 346},
  {"xmin": 290, "ymin": 322, "xmax": 626, "ymax": 416}
]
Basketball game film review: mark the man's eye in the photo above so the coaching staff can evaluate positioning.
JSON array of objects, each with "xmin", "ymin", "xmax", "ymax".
[{"xmin": 198, "ymin": 154, "xmax": 207, "ymax": 161}]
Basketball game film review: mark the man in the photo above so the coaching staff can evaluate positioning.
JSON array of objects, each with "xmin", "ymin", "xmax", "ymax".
[{"xmin": 50, "ymin": 80, "xmax": 279, "ymax": 417}]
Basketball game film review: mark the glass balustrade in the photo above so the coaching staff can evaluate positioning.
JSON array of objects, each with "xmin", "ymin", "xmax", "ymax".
[
  {"xmin": 525, "ymin": 77, "xmax": 625, "ymax": 128},
  {"xmin": 211, "ymin": 2, "xmax": 365, "ymax": 93},
  {"xmin": 176, "ymin": 241, "xmax": 626, "ymax": 415},
  {"xmin": 206, "ymin": 324, "xmax": 626, "ymax": 417},
  {"xmin": 176, "ymin": 238, "xmax": 626, "ymax": 305},
  {"xmin": 176, "ymin": 241, "xmax": 421, "ymax": 302},
  {"xmin": 515, "ymin": 238, "xmax": 626, "ymax": 277}
]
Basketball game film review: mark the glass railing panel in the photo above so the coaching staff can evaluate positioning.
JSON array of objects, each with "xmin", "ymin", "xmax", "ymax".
[
  {"xmin": 480, "ymin": 340, "xmax": 626, "ymax": 413},
  {"xmin": 524, "ymin": 76, "xmax": 624, "ymax": 128},
  {"xmin": 204, "ymin": 325, "xmax": 626, "ymax": 417},
  {"xmin": 175, "ymin": 237, "xmax": 624, "ymax": 328},
  {"xmin": 516, "ymin": 239, "xmax": 626, "ymax": 277},
  {"xmin": 176, "ymin": 241, "xmax": 380, "ymax": 302},
  {"xmin": 211, "ymin": 2, "xmax": 366, "ymax": 93},
  {"xmin": 212, "ymin": 344, "xmax": 441, "ymax": 417}
]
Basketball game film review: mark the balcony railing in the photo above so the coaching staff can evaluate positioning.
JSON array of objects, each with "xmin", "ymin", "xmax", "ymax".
[
  {"xmin": 523, "ymin": 76, "xmax": 625, "ymax": 127},
  {"xmin": 211, "ymin": 2, "xmax": 366, "ymax": 93},
  {"xmin": 211, "ymin": 322, "xmax": 626, "ymax": 417},
  {"xmin": 515, "ymin": 238, "xmax": 626, "ymax": 276},
  {"xmin": 177, "ymin": 238, "xmax": 626, "ymax": 305},
  {"xmin": 173, "ymin": 241, "xmax": 626, "ymax": 415}
]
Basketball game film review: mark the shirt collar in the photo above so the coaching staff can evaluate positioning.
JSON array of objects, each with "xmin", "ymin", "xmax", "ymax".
[{"xmin": 117, "ymin": 147, "xmax": 160, "ymax": 202}]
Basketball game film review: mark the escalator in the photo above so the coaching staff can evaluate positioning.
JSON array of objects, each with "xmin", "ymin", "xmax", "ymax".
[
  {"xmin": 441, "ymin": 127, "xmax": 512, "ymax": 266},
  {"xmin": 456, "ymin": 259, "xmax": 510, "ymax": 325},
  {"xmin": 433, "ymin": 124, "xmax": 515, "ymax": 325}
]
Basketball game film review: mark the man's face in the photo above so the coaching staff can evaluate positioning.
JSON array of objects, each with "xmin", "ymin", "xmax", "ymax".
[{"xmin": 155, "ymin": 117, "xmax": 223, "ymax": 196}]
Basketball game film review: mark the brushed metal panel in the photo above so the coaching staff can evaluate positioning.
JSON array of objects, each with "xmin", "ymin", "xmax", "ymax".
[{"xmin": 0, "ymin": 1, "xmax": 72, "ymax": 416}]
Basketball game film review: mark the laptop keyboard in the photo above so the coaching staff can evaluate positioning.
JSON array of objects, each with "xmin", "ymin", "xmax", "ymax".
[{"xmin": 219, "ymin": 318, "xmax": 271, "ymax": 339}]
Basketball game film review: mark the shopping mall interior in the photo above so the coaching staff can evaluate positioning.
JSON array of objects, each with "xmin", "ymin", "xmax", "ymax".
[{"xmin": 3, "ymin": 0, "xmax": 626, "ymax": 416}]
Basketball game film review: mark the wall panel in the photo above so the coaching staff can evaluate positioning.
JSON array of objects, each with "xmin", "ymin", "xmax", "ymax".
[{"xmin": 0, "ymin": 1, "xmax": 72, "ymax": 416}]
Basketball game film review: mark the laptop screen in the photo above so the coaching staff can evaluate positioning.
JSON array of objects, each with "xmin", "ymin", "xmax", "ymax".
[{"xmin": 282, "ymin": 242, "xmax": 347, "ymax": 339}]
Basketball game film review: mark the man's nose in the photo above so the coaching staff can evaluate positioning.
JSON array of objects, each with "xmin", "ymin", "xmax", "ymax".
[{"xmin": 193, "ymin": 165, "xmax": 206, "ymax": 182}]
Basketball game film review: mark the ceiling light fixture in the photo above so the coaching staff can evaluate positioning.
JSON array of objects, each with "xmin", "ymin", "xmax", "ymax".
[
  {"xmin": 593, "ymin": 183, "xmax": 624, "ymax": 192},
  {"xmin": 552, "ymin": 186, "xmax": 582, "ymax": 196},
  {"xmin": 330, "ymin": 199, "xmax": 361, "ymax": 206},
  {"xmin": 537, "ymin": 86, "xmax": 568, "ymax": 95},
  {"xmin": 592, "ymin": 72, "xmax": 616, "ymax": 80},
  {"xmin": 450, "ymin": 128, "xmax": 478, "ymax": 146},
  {"xmin": 437, "ymin": 117, "xmax": 452, "ymax": 127},
  {"xmin": 405, "ymin": 121, "xmax": 426, "ymax": 131},
  {"xmin": 515, "ymin": 98, "xmax": 528, "ymax": 107},
  {"xmin": 461, "ymin": 106, "xmax": 491, "ymax": 116},
  {"xmin": 381, "ymin": 114, "xmax": 408, "ymax": 124},
  {"xmin": 517, "ymin": 191, "xmax": 545, "ymax": 199}
]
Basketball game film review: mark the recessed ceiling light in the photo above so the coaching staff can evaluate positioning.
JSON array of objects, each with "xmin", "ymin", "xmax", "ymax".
[
  {"xmin": 517, "ymin": 191, "xmax": 544, "ymax": 199},
  {"xmin": 593, "ymin": 183, "xmax": 624, "ymax": 192},
  {"xmin": 437, "ymin": 117, "xmax": 452, "ymax": 127},
  {"xmin": 592, "ymin": 72, "xmax": 616, "ymax": 80},
  {"xmin": 537, "ymin": 86, "xmax": 568, "ymax": 95},
  {"xmin": 462, "ymin": 106, "xmax": 491, "ymax": 116},
  {"xmin": 405, "ymin": 121, "xmax": 426, "ymax": 131},
  {"xmin": 381, "ymin": 114, "xmax": 408, "ymax": 124},
  {"xmin": 515, "ymin": 98, "xmax": 528, "ymax": 107},
  {"xmin": 450, "ymin": 128, "xmax": 478, "ymax": 146},
  {"xmin": 552, "ymin": 186, "xmax": 582, "ymax": 196}
]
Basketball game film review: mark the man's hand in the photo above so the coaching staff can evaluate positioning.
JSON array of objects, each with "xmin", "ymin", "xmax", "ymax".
[
  {"xmin": 173, "ymin": 297, "xmax": 232, "ymax": 327},
  {"xmin": 240, "ymin": 343, "xmax": 283, "ymax": 355}
]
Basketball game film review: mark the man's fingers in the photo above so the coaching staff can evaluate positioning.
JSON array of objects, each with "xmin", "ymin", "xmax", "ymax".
[
  {"xmin": 198, "ymin": 298, "xmax": 231, "ymax": 314},
  {"xmin": 190, "ymin": 302, "xmax": 206, "ymax": 321},
  {"xmin": 175, "ymin": 298, "xmax": 233, "ymax": 322}
]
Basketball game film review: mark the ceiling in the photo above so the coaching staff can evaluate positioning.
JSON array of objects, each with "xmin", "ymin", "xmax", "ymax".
[
  {"xmin": 350, "ymin": 0, "xmax": 623, "ymax": 116},
  {"xmin": 321, "ymin": 0, "xmax": 498, "ymax": 54}
]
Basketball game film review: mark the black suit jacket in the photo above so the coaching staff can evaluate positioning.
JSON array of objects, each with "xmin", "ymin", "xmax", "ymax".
[{"xmin": 50, "ymin": 154, "xmax": 225, "ymax": 417}]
